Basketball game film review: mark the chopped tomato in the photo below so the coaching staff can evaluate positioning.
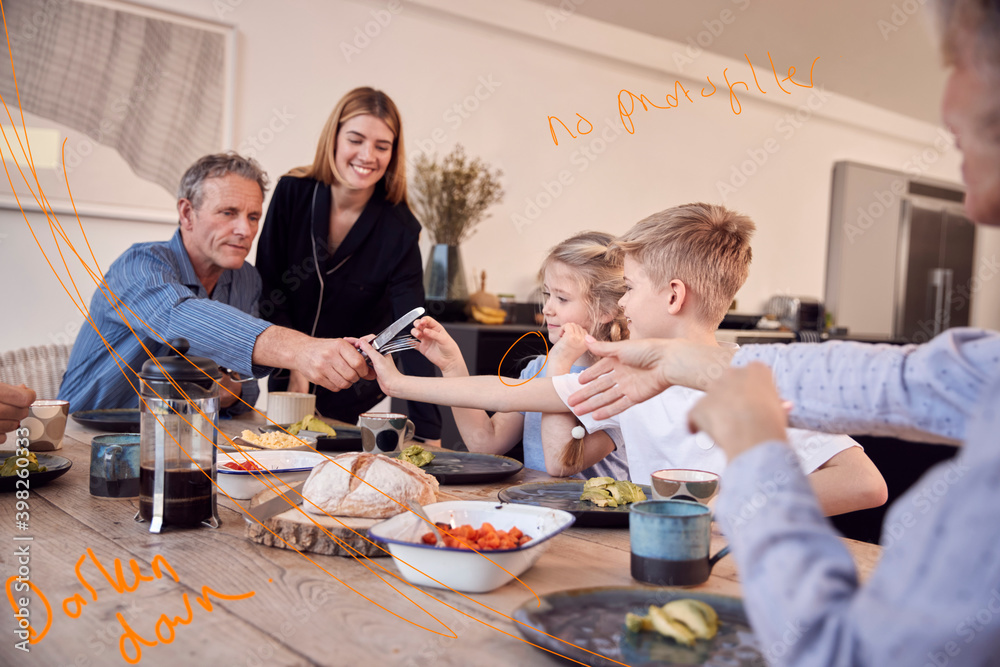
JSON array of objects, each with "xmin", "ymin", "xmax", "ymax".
[{"xmin": 420, "ymin": 522, "xmax": 533, "ymax": 551}]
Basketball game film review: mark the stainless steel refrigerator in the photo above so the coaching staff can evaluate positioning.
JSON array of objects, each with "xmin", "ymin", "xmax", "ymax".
[{"xmin": 825, "ymin": 161, "xmax": 974, "ymax": 342}]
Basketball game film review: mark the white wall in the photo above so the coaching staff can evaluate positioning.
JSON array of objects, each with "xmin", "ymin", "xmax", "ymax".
[{"xmin": 2, "ymin": 0, "xmax": 998, "ymax": 358}]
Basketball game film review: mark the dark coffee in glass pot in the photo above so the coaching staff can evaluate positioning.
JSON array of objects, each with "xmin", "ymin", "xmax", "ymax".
[{"xmin": 136, "ymin": 339, "xmax": 222, "ymax": 532}]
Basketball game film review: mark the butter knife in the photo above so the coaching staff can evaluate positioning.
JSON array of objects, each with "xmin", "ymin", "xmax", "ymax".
[
  {"xmin": 360, "ymin": 306, "xmax": 425, "ymax": 362},
  {"xmin": 372, "ymin": 306, "xmax": 425, "ymax": 352},
  {"xmin": 242, "ymin": 481, "xmax": 306, "ymax": 523}
]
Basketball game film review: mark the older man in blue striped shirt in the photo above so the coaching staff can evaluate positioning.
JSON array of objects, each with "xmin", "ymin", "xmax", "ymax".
[{"xmin": 59, "ymin": 153, "xmax": 374, "ymax": 414}]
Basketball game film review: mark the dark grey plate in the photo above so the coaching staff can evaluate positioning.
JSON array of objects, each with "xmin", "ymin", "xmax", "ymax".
[
  {"xmin": 316, "ymin": 427, "xmax": 363, "ymax": 452},
  {"xmin": 513, "ymin": 587, "xmax": 762, "ymax": 666},
  {"xmin": 0, "ymin": 453, "xmax": 73, "ymax": 492},
  {"xmin": 71, "ymin": 408, "xmax": 141, "ymax": 433},
  {"xmin": 398, "ymin": 450, "xmax": 523, "ymax": 484},
  {"xmin": 498, "ymin": 480, "xmax": 651, "ymax": 527}
]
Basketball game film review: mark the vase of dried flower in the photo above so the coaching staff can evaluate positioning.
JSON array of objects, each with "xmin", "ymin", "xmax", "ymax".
[{"xmin": 424, "ymin": 244, "xmax": 469, "ymax": 321}]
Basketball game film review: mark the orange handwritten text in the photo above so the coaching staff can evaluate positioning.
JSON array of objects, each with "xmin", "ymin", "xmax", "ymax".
[
  {"xmin": 5, "ymin": 549, "xmax": 255, "ymax": 664},
  {"xmin": 547, "ymin": 51, "xmax": 821, "ymax": 143}
]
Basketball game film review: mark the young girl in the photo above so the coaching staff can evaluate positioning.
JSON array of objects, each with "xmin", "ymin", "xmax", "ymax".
[{"xmin": 409, "ymin": 231, "xmax": 630, "ymax": 479}]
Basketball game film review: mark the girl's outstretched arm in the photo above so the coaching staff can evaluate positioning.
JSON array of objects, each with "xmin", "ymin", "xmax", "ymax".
[
  {"xmin": 358, "ymin": 338, "xmax": 569, "ymax": 413},
  {"xmin": 410, "ymin": 316, "xmax": 526, "ymax": 454}
]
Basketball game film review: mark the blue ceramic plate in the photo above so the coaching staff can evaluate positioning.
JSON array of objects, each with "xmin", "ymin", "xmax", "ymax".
[
  {"xmin": 0, "ymin": 453, "xmax": 73, "ymax": 492},
  {"xmin": 513, "ymin": 586, "xmax": 762, "ymax": 666},
  {"xmin": 498, "ymin": 480, "xmax": 651, "ymax": 527}
]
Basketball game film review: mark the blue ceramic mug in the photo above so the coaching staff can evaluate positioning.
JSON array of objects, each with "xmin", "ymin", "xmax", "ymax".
[
  {"xmin": 629, "ymin": 499, "xmax": 730, "ymax": 586},
  {"xmin": 90, "ymin": 434, "xmax": 141, "ymax": 498}
]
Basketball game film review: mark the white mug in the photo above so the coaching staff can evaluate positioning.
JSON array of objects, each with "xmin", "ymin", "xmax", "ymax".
[{"xmin": 266, "ymin": 392, "xmax": 316, "ymax": 426}]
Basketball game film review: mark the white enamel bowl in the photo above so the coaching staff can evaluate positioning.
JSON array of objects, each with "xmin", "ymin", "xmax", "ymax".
[
  {"xmin": 216, "ymin": 450, "xmax": 327, "ymax": 500},
  {"xmin": 368, "ymin": 500, "xmax": 575, "ymax": 593}
]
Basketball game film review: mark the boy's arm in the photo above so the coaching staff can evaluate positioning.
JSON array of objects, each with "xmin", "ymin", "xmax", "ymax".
[
  {"xmin": 806, "ymin": 446, "xmax": 888, "ymax": 516},
  {"xmin": 358, "ymin": 338, "xmax": 569, "ymax": 413},
  {"xmin": 785, "ymin": 426, "xmax": 888, "ymax": 517}
]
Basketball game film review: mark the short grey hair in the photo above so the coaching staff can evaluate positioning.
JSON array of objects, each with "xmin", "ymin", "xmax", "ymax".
[
  {"xmin": 936, "ymin": 0, "xmax": 1000, "ymax": 70},
  {"xmin": 177, "ymin": 152, "xmax": 269, "ymax": 210}
]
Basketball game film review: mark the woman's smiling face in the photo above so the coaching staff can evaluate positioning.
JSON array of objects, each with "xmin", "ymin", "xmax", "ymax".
[{"xmin": 334, "ymin": 114, "xmax": 395, "ymax": 192}]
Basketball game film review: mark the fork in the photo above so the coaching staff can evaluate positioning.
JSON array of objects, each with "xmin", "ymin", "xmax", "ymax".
[{"xmin": 377, "ymin": 335, "xmax": 421, "ymax": 356}]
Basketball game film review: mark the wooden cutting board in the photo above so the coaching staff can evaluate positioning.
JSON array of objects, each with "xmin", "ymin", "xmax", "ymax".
[{"xmin": 244, "ymin": 486, "xmax": 388, "ymax": 558}]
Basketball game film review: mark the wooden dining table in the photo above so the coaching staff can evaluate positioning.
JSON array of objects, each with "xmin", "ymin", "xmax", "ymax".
[{"xmin": 2, "ymin": 413, "xmax": 882, "ymax": 666}]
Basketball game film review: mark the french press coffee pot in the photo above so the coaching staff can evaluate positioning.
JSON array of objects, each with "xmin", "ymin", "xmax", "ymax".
[{"xmin": 136, "ymin": 339, "xmax": 221, "ymax": 532}]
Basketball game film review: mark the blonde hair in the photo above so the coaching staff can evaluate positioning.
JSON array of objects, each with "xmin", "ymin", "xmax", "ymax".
[
  {"xmin": 614, "ymin": 203, "xmax": 755, "ymax": 326},
  {"xmin": 539, "ymin": 231, "xmax": 629, "ymax": 343},
  {"xmin": 287, "ymin": 87, "xmax": 407, "ymax": 205}
]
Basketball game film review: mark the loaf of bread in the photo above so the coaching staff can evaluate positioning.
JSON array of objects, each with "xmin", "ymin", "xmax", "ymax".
[{"xmin": 301, "ymin": 452, "xmax": 438, "ymax": 519}]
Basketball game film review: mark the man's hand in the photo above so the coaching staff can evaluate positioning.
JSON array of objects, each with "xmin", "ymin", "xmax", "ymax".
[
  {"xmin": 293, "ymin": 337, "xmax": 375, "ymax": 392},
  {"xmin": 411, "ymin": 317, "xmax": 465, "ymax": 376},
  {"xmin": 567, "ymin": 338, "xmax": 676, "ymax": 418},
  {"xmin": 568, "ymin": 337, "xmax": 735, "ymax": 419},
  {"xmin": 687, "ymin": 363, "xmax": 788, "ymax": 461},
  {"xmin": 219, "ymin": 373, "xmax": 244, "ymax": 409},
  {"xmin": 253, "ymin": 326, "xmax": 376, "ymax": 394},
  {"xmin": 547, "ymin": 322, "xmax": 588, "ymax": 374},
  {"xmin": 0, "ymin": 383, "xmax": 36, "ymax": 444}
]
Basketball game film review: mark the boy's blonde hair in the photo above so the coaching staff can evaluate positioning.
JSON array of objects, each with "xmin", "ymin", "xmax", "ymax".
[
  {"xmin": 614, "ymin": 203, "xmax": 755, "ymax": 326},
  {"xmin": 539, "ymin": 231, "xmax": 629, "ymax": 343}
]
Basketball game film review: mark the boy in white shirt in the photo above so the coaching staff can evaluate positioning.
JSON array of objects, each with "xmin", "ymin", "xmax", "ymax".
[{"xmin": 362, "ymin": 203, "xmax": 887, "ymax": 515}]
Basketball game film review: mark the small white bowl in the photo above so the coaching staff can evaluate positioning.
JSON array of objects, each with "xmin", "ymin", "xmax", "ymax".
[
  {"xmin": 217, "ymin": 450, "xmax": 327, "ymax": 500},
  {"xmin": 368, "ymin": 500, "xmax": 575, "ymax": 593}
]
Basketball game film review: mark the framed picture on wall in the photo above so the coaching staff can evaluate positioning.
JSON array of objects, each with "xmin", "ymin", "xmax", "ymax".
[{"xmin": 0, "ymin": 0, "xmax": 236, "ymax": 225}]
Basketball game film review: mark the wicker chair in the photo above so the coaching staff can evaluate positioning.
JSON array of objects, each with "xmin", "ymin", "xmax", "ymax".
[{"xmin": 0, "ymin": 344, "xmax": 73, "ymax": 399}]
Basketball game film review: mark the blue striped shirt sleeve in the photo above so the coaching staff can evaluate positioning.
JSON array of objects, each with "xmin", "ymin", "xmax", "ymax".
[
  {"xmin": 104, "ymin": 246, "xmax": 270, "ymax": 378},
  {"xmin": 59, "ymin": 234, "xmax": 272, "ymax": 414}
]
